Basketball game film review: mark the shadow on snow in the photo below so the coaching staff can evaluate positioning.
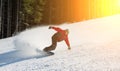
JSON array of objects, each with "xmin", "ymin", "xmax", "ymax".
[{"xmin": 0, "ymin": 50, "xmax": 53, "ymax": 67}]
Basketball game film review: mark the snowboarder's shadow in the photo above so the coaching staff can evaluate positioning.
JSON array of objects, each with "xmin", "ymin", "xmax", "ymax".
[{"xmin": 0, "ymin": 50, "xmax": 52, "ymax": 67}]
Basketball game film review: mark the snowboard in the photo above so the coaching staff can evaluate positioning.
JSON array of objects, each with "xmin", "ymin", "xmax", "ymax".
[{"xmin": 36, "ymin": 48, "xmax": 54, "ymax": 56}]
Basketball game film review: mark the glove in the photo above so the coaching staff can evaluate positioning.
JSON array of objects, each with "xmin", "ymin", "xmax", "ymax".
[
  {"xmin": 49, "ymin": 26, "xmax": 52, "ymax": 29},
  {"xmin": 68, "ymin": 47, "xmax": 71, "ymax": 50}
]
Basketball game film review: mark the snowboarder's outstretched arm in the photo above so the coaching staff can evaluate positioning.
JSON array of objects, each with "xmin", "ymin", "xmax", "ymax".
[
  {"xmin": 64, "ymin": 36, "xmax": 71, "ymax": 50},
  {"xmin": 49, "ymin": 26, "xmax": 63, "ymax": 32}
]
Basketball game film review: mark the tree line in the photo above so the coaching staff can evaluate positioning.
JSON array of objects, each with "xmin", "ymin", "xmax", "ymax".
[
  {"xmin": 0, "ymin": 0, "xmax": 75, "ymax": 38},
  {"xmin": 0, "ymin": 0, "xmax": 47, "ymax": 38}
]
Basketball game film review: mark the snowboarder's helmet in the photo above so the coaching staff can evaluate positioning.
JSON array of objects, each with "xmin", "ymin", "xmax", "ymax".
[{"xmin": 65, "ymin": 29, "xmax": 69, "ymax": 34}]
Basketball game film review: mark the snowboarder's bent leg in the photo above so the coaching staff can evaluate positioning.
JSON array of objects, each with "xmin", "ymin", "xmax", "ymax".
[{"xmin": 43, "ymin": 37, "xmax": 57, "ymax": 52}]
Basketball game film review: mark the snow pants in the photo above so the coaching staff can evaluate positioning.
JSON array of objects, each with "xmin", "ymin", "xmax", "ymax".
[
  {"xmin": 43, "ymin": 38, "xmax": 57, "ymax": 52},
  {"xmin": 43, "ymin": 32, "xmax": 63, "ymax": 52}
]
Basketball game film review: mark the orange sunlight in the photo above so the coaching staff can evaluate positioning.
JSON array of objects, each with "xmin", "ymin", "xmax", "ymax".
[{"xmin": 76, "ymin": 0, "xmax": 120, "ymax": 20}]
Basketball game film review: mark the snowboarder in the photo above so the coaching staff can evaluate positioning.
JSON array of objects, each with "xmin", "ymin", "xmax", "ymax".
[{"xmin": 43, "ymin": 26, "xmax": 71, "ymax": 52}]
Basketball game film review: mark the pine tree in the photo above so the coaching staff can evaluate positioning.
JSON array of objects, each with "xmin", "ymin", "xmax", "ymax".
[{"xmin": 22, "ymin": 0, "xmax": 46, "ymax": 27}]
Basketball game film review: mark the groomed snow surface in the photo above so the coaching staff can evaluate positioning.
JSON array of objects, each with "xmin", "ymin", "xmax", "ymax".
[{"xmin": 0, "ymin": 14, "xmax": 120, "ymax": 71}]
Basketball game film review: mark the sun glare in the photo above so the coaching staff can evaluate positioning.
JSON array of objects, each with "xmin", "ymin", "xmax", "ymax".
[
  {"xmin": 117, "ymin": 0, "xmax": 120, "ymax": 7},
  {"xmin": 117, "ymin": 0, "xmax": 120, "ymax": 14},
  {"xmin": 101, "ymin": 0, "xmax": 120, "ymax": 16},
  {"xmin": 92, "ymin": 0, "xmax": 120, "ymax": 18}
]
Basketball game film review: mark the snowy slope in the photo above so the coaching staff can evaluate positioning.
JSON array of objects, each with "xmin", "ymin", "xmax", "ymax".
[
  {"xmin": 0, "ymin": 37, "xmax": 15, "ymax": 54},
  {"xmin": 0, "ymin": 14, "xmax": 120, "ymax": 71}
]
